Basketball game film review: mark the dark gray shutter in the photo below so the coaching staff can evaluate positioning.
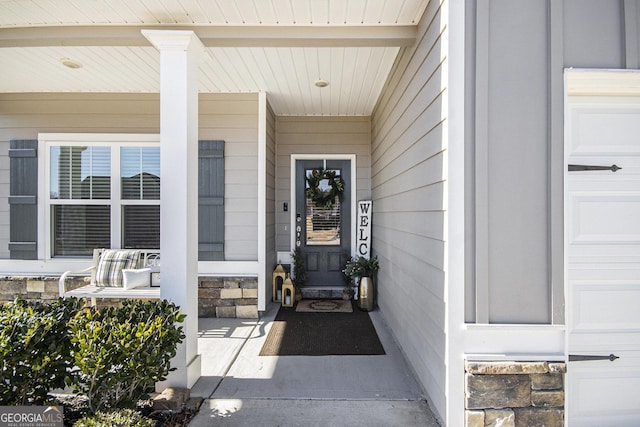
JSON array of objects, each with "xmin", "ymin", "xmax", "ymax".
[
  {"xmin": 9, "ymin": 140, "xmax": 38, "ymax": 259},
  {"xmin": 198, "ymin": 140, "xmax": 224, "ymax": 261}
]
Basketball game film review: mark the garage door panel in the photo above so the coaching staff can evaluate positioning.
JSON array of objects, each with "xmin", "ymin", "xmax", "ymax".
[
  {"xmin": 568, "ymin": 252, "xmax": 640, "ymax": 265},
  {"xmin": 569, "ymin": 194, "xmax": 640, "ymax": 244},
  {"xmin": 570, "ymin": 103, "xmax": 640, "ymax": 156},
  {"xmin": 567, "ymin": 355, "xmax": 640, "ymax": 426},
  {"xmin": 569, "ymin": 281, "xmax": 640, "ymax": 334},
  {"xmin": 568, "ymin": 176, "xmax": 640, "ymax": 191},
  {"xmin": 569, "ymin": 334, "xmax": 640, "ymax": 351},
  {"xmin": 567, "ymin": 265, "xmax": 640, "ymax": 279}
]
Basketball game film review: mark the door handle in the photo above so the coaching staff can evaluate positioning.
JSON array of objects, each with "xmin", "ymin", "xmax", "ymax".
[
  {"xmin": 568, "ymin": 353, "xmax": 619, "ymax": 362},
  {"xmin": 568, "ymin": 164, "xmax": 621, "ymax": 172}
]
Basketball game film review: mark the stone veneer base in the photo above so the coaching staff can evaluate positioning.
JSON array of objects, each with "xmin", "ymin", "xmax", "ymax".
[
  {"xmin": 465, "ymin": 360, "xmax": 566, "ymax": 427},
  {"xmin": 1, "ymin": 275, "xmax": 259, "ymax": 319}
]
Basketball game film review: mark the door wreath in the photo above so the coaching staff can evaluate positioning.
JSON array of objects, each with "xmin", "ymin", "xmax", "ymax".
[{"xmin": 305, "ymin": 169, "xmax": 345, "ymax": 209}]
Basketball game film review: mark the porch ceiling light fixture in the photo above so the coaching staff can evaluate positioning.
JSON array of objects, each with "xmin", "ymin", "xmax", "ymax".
[
  {"xmin": 59, "ymin": 58, "xmax": 83, "ymax": 69},
  {"xmin": 314, "ymin": 79, "xmax": 329, "ymax": 88}
]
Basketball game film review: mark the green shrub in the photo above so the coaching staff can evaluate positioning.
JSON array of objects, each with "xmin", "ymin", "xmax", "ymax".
[
  {"xmin": 69, "ymin": 299, "xmax": 186, "ymax": 413},
  {"xmin": 0, "ymin": 297, "xmax": 83, "ymax": 405},
  {"xmin": 73, "ymin": 408, "xmax": 155, "ymax": 427}
]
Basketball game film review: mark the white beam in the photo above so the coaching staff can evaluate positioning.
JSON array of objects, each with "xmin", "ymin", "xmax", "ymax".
[
  {"xmin": 142, "ymin": 29, "xmax": 203, "ymax": 390},
  {"xmin": 0, "ymin": 25, "xmax": 417, "ymax": 48}
]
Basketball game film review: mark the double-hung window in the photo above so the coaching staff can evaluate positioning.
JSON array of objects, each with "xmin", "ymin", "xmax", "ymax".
[{"xmin": 46, "ymin": 135, "xmax": 160, "ymax": 257}]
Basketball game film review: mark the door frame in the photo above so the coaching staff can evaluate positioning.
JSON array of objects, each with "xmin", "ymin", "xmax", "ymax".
[{"xmin": 289, "ymin": 154, "xmax": 357, "ymax": 258}]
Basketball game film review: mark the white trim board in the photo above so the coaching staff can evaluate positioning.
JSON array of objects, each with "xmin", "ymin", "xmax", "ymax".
[
  {"xmin": 257, "ymin": 92, "xmax": 267, "ymax": 311},
  {"xmin": 464, "ymin": 324, "xmax": 566, "ymax": 355},
  {"xmin": 0, "ymin": 259, "xmax": 259, "ymax": 277}
]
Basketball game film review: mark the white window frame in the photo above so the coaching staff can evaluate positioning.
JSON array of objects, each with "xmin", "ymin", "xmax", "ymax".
[{"xmin": 38, "ymin": 133, "xmax": 160, "ymax": 260}]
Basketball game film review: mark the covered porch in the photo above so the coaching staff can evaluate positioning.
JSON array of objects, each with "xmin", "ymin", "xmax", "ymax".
[
  {"xmin": 0, "ymin": 0, "xmax": 463, "ymax": 424},
  {"xmin": 188, "ymin": 302, "xmax": 440, "ymax": 425}
]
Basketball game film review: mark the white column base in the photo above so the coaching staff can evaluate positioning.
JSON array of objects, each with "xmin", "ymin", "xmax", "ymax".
[{"xmin": 157, "ymin": 354, "xmax": 202, "ymax": 391}]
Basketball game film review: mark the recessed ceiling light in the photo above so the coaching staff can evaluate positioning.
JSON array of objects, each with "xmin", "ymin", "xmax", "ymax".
[
  {"xmin": 59, "ymin": 58, "xmax": 83, "ymax": 69},
  {"xmin": 314, "ymin": 79, "xmax": 329, "ymax": 88}
]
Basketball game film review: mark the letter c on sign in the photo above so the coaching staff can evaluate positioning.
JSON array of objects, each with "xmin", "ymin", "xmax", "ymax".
[{"xmin": 359, "ymin": 243, "xmax": 368, "ymax": 256}]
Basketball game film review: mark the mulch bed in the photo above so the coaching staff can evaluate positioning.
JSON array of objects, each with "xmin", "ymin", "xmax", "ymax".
[{"xmin": 56, "ymin": 394, "xmax": 199, "ymax": 427}]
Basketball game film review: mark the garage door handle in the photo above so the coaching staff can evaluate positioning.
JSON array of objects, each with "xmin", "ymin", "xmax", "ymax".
[
  {"xmin": 568, "ymin": 164, "xmax": 621, "ymax": 172},
  {"xmin": 569, "ymin": 354, "xmax": 619, "ymax": 362}
]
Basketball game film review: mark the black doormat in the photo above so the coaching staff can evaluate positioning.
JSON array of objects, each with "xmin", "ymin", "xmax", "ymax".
[{"xmin": 259, "ymin": 302, "xmax": 385, "ymax": 356}]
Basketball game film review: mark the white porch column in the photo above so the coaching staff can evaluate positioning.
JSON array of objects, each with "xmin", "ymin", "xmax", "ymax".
[{"xmin": 142, "ymin": 29, "xmax": 203, "ymax": 389}]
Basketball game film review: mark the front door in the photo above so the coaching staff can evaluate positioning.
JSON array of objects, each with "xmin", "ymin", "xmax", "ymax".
[
  {"xmin": 565, "ymin": 71, "xmax": 640, "ymax": 425},
  {"xmin": 295, "ymin": 159, "xmax": 351, "ymax": 286}
]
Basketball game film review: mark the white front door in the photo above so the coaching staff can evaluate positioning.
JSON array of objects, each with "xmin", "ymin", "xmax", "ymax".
[{"xmin": 565, "ymin": 70, "xmax": 640, "ymax": 425}]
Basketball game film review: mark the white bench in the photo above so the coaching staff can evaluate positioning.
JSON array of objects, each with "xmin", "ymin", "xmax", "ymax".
[{"xmin": 59, "ymin": 248, "xmax": 161, "ymax": 306}]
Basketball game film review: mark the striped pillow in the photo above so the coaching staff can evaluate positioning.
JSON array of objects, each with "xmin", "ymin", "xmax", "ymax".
[{"xmin": 95, "ymin": 249, "xmax": 141, "ymax": 287}]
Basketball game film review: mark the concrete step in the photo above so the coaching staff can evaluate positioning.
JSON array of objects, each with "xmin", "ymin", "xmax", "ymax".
[{"xmin": 300, "ymin": 286, "xmax": 344, "ymax": 299}]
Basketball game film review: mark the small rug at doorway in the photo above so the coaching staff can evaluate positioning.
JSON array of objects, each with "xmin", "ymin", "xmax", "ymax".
[
  {"xmin": 295, "ymin": 299, "xmax": 353, "ymax": 313},
  {"xmin": 259, "ymin": 303, "xmax": 385, "ymax": 356}
]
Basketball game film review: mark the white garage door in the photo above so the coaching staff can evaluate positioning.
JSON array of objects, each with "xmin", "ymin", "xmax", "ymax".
[{"xmin": 565, "ymin": 70, "xmax": 640, "ymax": 426}]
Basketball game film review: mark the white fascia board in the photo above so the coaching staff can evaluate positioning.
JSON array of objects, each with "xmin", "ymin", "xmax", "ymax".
[{"xmin": 464, "ymin": 324, "xmax": 566, "ymax": 356}]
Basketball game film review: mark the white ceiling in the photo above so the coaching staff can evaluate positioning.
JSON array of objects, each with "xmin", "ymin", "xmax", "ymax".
[{"xmin": 0, "ymin": 0, "xmax": 429, "ymax": 116}]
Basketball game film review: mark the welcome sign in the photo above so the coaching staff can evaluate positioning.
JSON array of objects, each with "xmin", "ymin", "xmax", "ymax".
[{"xmin": 357, "ymin": 200, "xmax": 372, "ymax": 258}]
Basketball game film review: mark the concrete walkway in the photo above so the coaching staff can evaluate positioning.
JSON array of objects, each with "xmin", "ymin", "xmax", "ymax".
[{"xmin": 189, "ymin": 302, "xmax": 440, "ymax": 426}]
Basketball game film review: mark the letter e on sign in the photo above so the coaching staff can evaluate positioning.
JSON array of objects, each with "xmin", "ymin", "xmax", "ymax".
[{"xmin": 357, "ymin": 201, "xmax": 372, "ymax": 258}]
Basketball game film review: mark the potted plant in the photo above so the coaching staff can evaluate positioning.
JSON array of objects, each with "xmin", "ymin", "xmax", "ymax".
[{"xmin": 342, "ymin": 256, "xmax": 379, "ymax": 311}]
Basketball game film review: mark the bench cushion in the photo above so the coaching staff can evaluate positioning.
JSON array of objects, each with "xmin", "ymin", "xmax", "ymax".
[{"xmin": 95, "ymin": 249, "xmax": 141, "ymax": 287}]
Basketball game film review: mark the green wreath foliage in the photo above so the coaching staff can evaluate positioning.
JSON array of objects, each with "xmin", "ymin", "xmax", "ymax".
[{"xmin": 305, "ymin": 169, "xmax": 345, "ymax": 209}]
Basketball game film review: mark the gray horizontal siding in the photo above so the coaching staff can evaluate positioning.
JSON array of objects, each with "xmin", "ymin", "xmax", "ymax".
[
  {"xmin": 0, "ymin": 92, "xmax": 259, "ymax": 261},
  {"xmin": 371, "ymin": 0, "xmax": 446, "ymax": 420}
]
